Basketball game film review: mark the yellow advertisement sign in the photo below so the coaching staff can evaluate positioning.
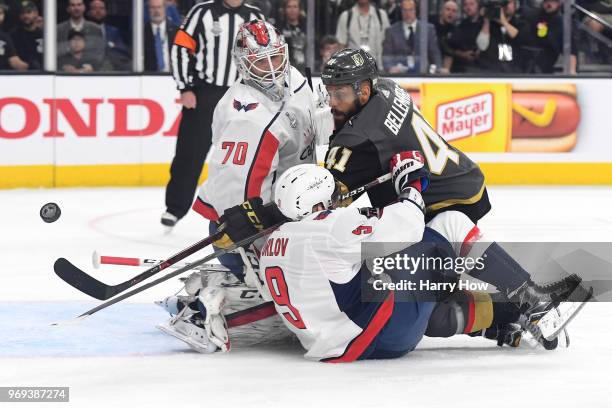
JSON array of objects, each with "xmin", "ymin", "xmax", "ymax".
[
  {"xmin": 421, "ymin": 83, "xmax": 512, "ymax": 152},
  {"xmin": 403, "ymin": 82, "xmax": 580, "ymax": 153}
]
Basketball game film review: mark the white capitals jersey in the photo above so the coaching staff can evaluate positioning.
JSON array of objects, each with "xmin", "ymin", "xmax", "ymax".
[
  {"xmin": 258, "ymin": 200, "xmax": 425, "ymax": 361},
  {"xmin": 194, "ymin": 67, "xmax": 333, "ymax": 221}
]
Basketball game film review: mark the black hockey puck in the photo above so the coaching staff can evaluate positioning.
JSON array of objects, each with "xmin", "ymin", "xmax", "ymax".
[{"xmin": 40, "ymin": 202, "xmax": 61, "ymax": 223}]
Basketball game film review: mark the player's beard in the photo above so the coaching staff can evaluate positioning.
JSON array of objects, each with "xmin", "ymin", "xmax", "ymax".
[{"xmin": 331, "ymin": 103, "xmax": 359, "ymax": 129}]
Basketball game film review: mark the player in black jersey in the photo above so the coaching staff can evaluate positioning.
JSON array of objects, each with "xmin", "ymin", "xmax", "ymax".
[
  {"xmin": 322, "ymin": 48, "xmax": 489, "ymax": 223},
  {"xmin": 318, "ymin": 48, "xmax": 583, "ymax": 348}
]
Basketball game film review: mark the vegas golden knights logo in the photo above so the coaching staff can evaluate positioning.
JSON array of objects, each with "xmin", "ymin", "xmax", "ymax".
[{"xmin": 351, "ymin": 54, "xmax": 364, "ymax": 66}]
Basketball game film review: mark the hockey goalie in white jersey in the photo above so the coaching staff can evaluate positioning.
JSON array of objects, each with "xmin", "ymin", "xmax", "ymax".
[
  {"xmin": 156, "ymin": 20, "xmax": 332, "ymax": 351},
  {"xmin": 192, "ymin": 20, "xmax": 330, "ymax": 233}
]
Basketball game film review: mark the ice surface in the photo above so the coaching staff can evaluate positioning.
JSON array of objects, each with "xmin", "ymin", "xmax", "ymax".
[{"xmin": 1, "ymin": 186, "xmax": 611, "ymax": 407}]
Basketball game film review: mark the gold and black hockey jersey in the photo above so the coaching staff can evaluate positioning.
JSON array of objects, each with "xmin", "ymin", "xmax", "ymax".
[{"xmin": 324, "ymin": 79, "xmax": 489, "ymax": 222}]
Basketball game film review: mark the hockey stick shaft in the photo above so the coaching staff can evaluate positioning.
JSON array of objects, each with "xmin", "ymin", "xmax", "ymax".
[
  {"xmin": 338, "ymin": 172, "xmax": 391, "ymax": 202},
  {"xmin": 66, "ymin": 173, "xmax": 394, "ymax": 320},
  {"xmin": 54, "ymin": 227, "xmax": 225, "ymax": 300},
  {"xmin": 74, "ymin": 224, "xmax": 279, "ymax": 319},
  {"xmin": 92, "ymin": 251, "xmax": 229, "ymax": 273}
]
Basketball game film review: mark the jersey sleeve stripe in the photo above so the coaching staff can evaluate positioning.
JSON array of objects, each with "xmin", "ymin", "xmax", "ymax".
[
  {"xmin": 460, "ymin": 225, "xmax": 482, "ymax": 257},
  {"xmin": 323, "ymin": 291, "xmax": 395, "ymax": 363},
  {"xmin": 192, "ymin": 197, "xmax": 220, "ymax": 221},
  {"xmin": 174, "ymin": 30, "xmax": 197, "ymax": 53}
]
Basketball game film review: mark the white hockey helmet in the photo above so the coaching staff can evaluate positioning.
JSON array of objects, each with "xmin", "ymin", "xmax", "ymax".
[
  {"xmin": 274, "ymin": 164, "xmax": 338, "ymax": 220},
  {"xmin": 233, "ymin": 20, "xmax": 290, "ymax": 102}
]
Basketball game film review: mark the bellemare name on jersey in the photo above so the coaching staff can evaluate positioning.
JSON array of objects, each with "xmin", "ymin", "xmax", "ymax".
[{"xmin": 383, "ymin": 83, "xmax": 413, "ymax": 136}]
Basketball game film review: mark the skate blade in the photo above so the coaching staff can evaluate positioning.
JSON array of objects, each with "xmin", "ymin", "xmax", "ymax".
[
  {"xmin": 540, "ymin": 285, "xmax": 593, "ymax": 341},
  {"xmin": 156, "ymin": 323, "xmax": 218, "ymax": 354}
]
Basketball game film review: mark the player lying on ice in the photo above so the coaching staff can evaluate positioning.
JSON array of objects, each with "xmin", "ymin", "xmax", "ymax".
[{"xmin": 157, "ymin": 153, "xmax": 584, "ymax": 360}]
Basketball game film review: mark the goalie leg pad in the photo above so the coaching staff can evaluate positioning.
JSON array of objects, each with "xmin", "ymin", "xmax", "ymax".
[{"xmin": 198, "ymin": 286, "xmax": 230, "ymax": 351}]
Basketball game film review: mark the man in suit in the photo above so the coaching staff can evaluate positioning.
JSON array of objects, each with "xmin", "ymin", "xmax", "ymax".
[
  {"xmin": 382, "ymin": 0, "xmax": 442, "ymax": 73},
  {"xmin": 144, "ymin": 0, "xmax": 178, "ymax": 72},
  {"xmin": 57, "ymin": 0, "xmax": 104, "ymax": 64},
  {"xmin": 87, "ymin": 0, "xmax": 130, "ymax": 70}
]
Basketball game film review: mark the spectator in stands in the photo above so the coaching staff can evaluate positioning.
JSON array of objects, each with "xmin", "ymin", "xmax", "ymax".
[
  {"xmin": 446, "ymin": 0, "xmax": 483, "ymax": 72},
  {"xmin": 473, "ymin": 0, "xmax": 522, "ymax": 73},
  {"xmin": 144, "ymin": 0, "xmax": 178, "ymax": 72},
  {"xmin": 520, "ymin": 0, "xmax": 577, "ymax": 73},
  {"xmin": 58, "ymin": 29, "xmax": 99, "ymax": 72},
  {"xmin": 278, "ymin": 0, "xmax": 307, "ymax": 74},
  {"xmin": 10, "ymin": 0, "xmax": 42, "ymax": 70},
  {"xmin": 87, "ymin": 0, "xmax": 130, "ymax": 70},
  {"xmin": 57, "ymin": 0, "xmax": 105, "ymax": 65},
  {"xmin": 385, "ymin": 0, "xmax": 402, "ymax": 24},
  {"xmin": 87, "ymin": 0, "xmax": 126, "ymax": 52},
  {"xmin": 0, "ymin": 0, "xmax": 27, "ymax": 70},
  {"xmin": 336, "ymin": 0, "xmax": 390, "ymax": 65},
  {"xmin": 430, "ymin": 0, "xmax": 459, "ymax": 72},
  {"xmin": 144, "ymin": 0, "xmax": 182, "ymax": 27},
  {"xmin": 163, "ymin": 0, "xmax": 183, "ymax": 26},
  {"xmin": 382, "ymin": 0, "xmax": 442, "ymax": 73},
  {"xmin": 319, "ymin": 34, "xmax": 343, "ymax": 71},
  {"xmin": 0, "ymin": 0, "xmax": 24, "ymax": 33}
]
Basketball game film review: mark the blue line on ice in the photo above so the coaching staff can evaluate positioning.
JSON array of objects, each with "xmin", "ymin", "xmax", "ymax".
[{"xmin": 0, "ymin": 301, "xmax": 186, "ymax": 357}]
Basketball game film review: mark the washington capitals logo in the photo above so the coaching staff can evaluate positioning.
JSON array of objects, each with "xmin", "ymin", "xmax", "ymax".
[{"xmin": 233, "ymin": 99, "xmax": 259, "ymax": 112}]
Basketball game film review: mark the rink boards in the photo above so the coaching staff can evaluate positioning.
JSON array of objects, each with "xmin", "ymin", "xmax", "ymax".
[{"xmin": 1, "ymin": 75, "xmax": 611, "ymax": 188}]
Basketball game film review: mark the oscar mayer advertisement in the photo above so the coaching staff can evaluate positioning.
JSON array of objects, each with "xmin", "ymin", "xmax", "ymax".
[{"xmin": 402, "ymin": 82, "xmax": 581, "ymax": 153}]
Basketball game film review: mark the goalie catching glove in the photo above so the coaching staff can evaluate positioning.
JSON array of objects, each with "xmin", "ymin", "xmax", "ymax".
[
  {"xmin": 217, "ymin": 198, "xmax": 289, "ymax": 247},
  {"xmin": 390, "ymin": 150, "xmax": 430, "ymax": 213}
]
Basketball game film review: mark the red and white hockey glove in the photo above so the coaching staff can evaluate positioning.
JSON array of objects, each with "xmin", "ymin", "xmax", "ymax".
[{"xmin": 389, "ymin": 150, "xmax": 430, "ymax": 194}]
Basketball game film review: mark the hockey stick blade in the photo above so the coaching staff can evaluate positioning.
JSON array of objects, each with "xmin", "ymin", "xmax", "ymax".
[
  {"xmin": 54, "ymin": 229, "xmax": 224, "ymax": 300},
  {"xmin": 54, "ymin": 258, "xmax": 114, "ymax": 300}
]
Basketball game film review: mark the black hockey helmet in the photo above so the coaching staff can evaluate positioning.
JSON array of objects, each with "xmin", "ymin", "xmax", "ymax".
[{"xmin": 321, "ymin": 48, "xmax": 378, "ymax": 95}]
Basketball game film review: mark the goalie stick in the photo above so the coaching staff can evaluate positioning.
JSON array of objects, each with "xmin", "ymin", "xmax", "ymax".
[{"xmin": 53, "ymin": 173, "xmax": 391, "ymax": 300}]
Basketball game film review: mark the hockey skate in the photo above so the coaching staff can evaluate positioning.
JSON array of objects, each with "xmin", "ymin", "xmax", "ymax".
[
  {"xmin": 160, "ymin": 211, "xmax": 178, "ymax": 234},
  {"xmin": 515, "ymin": 278, "xmax": 593, "ymax": 349},
  {"xmin": 469, "ymin": 323, "xmax": 525, "ymax": 348},
  {"xmin": 157, "ymin": 314, "xmax": 220, "ymax": 354},
  {"xmin": 507, "ymin": 274, "xmax": 583, "ymax": 313}
]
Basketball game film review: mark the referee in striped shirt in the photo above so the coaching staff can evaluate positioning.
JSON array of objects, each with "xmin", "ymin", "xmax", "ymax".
[{"xmin": 162, "ymin": 0, "xmax": 264, "ymax": 227}]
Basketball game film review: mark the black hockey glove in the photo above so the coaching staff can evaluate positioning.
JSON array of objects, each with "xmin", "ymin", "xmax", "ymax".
[{"xmin": 218, "ymin": 198, "xmax": 289, "ymax": 245}]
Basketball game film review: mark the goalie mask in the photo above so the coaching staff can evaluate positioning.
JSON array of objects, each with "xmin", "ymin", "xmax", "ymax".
[
  {"xmin": 274, "ymin": 164, "xmax": 338, "ymax": 220},
  {"xmin": 233, "ymin": 20, "xmax": 290, "ymax": 102}
]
